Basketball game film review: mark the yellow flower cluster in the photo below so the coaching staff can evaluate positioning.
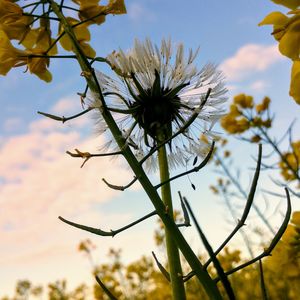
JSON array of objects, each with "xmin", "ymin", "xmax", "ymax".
[
  {"xmin": 265, "ymin": 211, "xmax": 300, "ymax": 280},
  {"xmin": 221, "ymin": 94, "xmax": 272, "ymax": 135},
  {"xmin": 0, "ymin": 30, "xmax": 53, "ymax": 82},
  {"xmin": 0, "ymin": 0, "xmax": 126, "ymax": 82},
  {"xmin": 279, "ymin": 140, "xmax": 300, "ymax": 181},
  {"xmin": 73, "ymin": 0, "xmax": 126, "ymax": 25},
  {"xmin": 259, "ymin": 0, "xmax": 300, "ymax": 104},
  {"xmin": 0, "ymin": 0, "xmax": 53, "ymax": 81}
]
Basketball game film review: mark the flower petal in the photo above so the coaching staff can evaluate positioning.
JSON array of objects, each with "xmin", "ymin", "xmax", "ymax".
[
  {"xmin": 279, "ymin": 19, "xmax": 300, "ymax": 59},
  {"xmin": 108, "ymin": 0, "xmax": 127, "ymax": 14},
  {"xmin": 258, "ymin": 11, "xmax": 289, "ymax": 26},
  {"xmin": 289, "ymin": 60, "xmax": 300, "ymax": 104},
  {"xmin": 271, "ymin": 0, "xmax": 300, "ymax": 10}
]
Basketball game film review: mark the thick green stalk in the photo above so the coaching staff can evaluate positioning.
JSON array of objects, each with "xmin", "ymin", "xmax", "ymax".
[
  {"xmin": 158, "ymin": 144, "xmax": 186, "ymax": 300},
  {"xmin": 48, "ymin": 2, "xmax": 222, "ymax": 298}
]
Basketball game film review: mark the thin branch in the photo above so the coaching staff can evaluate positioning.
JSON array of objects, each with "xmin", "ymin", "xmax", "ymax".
[
  {"xmin": 21, "ymin": 54, "xmax": 77, "ymax": 59},
  {"xmin": 184, "ymin": 198, "xmax": 236, "ymax": 300},
  {"xmin": 22, "ymin": 1, "xmax": 41, "ymax": 9},
  {"xmin": 59, "ymin": 210, "xmax": 157, "ymax": 237},
  {"xmin": 261, "ymin": 189, "xmax": 286, "ymax": 198},
  {"xmin": 95, "ymin": 276, "xmax": 118, "ymax": 300},
  {"xmin": 152, "ymin": 251, "xmax": 171, "ymax": 282},
  {"xmin": 23, "ymin": 13, "xmax": 59, "ymax": 20},
  {"xmin": 276, "ymin": 118, "xmax": 296, "ymax": 147},
  {"xmin": 46, "ymin": 31, "xmax": 65, "ymax": 54},
  {"xmin": 155, "ymin": 141, "xmax": 215, "ymax": 189},
  {"xmin": 204, "ymin": 144, "xmax": 262, "ymax": 268},
  {"xmin": 66, "ymin": 149, "xmax": 122, "ymax": 168},
  {"xmin": 102, "ymin": 176, "xmax": 138, "ymax": 191},
  {"xmin": 38, "ymin": 107, "xmax": 93, "ymax": 123},
  {"xmin": 185, "ymin": 146, "xmax": 262, "ymax": 282},
  {"xmin": 177, "ymin": 191, "xmax": 191, "ymax": 227},
  {"xmin": 259, "ymin": 260, "xmax": 268, "ymax": 300},
  {"xmin": 215, "ymin": 188, "xmax": 291, "ymax": 282},
  {"xmin": 215, "ymin": 150, "xmax": 275, "ymax": 235},
  {"xmin": 259, "ymin": 127, "xmax": 300, "ymax": 183},
  {"xmin": 140, "ymin": 88, "xmax": 212, "ymax": 165},
  {"xmin": 61, "ymin": 5, "xmax": 80, "ymax": 12}
]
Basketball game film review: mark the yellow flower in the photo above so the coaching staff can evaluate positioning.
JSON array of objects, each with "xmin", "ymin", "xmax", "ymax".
[
  {"xmin": 74, "ymin": 0, "xmax": 106, "ymax": 25},
  {"xmin": 290, "ymin": 60, "xmax": 300, "ymax": 103},
  {"xmin": 259, "ymin": 9, "xmax": 300, "ymax": 60},
  {"xmin": 72, "ymin": 0, "xmax": 126, "ymax": 25},
  {"xmin": 229, "ymin": 104, "xmax": 242, "ymax": 117},
  {"xmin": 291, "ymin": 211, "xmax": 300, "ymax": 226},
  {"xmin": 22, "ymin": 19, "xmax": 57, "ymax": 55},
  {"xmin": 59, "ymin": 17, "xmax": 96, "ymax": 57},
  {"xmin": 26, "ymin": 48, "xmax": 52, "ymax": 82},
  {"xmin": 233, "ymin": 93, "xmax": 254, "ymax": 108},
  {"xmin": 107, "ymin": 0, "xmax": 127, "ymax": 14},
  {"xmin": 271, "ymin": 0, "xmax": 300, "ymax": 10},
  {"xmin": 0, "ymin": 30, "xmax": 52, "ymax": 82},
  {"xmin": 256, "ymin": 96, "xmax": 271, "ymax": 113},
  {"xmin": 0, "ymin": 0, "xmax": 33, "ymax": 40},
  {"xmin": 279, "ymin": 141, "xmax": 300, "ymax": 180},
  {"xmin": 220, "ymin": 114, "xmax": 250, "ymax": 134},
  {"xmin": 0, "ymin": 30, "xmax": 26, "ymax": 75},
  {"xmin": 251, "ymin": 135, "xmax": 261, "ymax": 143}
]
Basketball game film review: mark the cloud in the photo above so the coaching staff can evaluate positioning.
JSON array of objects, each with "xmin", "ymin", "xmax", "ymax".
[
  {"xmin": 249, "ymin": 80, "xmax": 268, "ymax": 92},
  {"xmin": 51, "ymin": 96, "xmax": 79, "ymax": 114},
  {"xmin": 128, "ymin": 3, "xmax": 154, "ymax": 22},
  {"xmin": 220, "ymin": 44, "xmax": 283, "ymax": 82},
  {"xmin": 3, "ymin": 117, "xmax": 23, "ymax": 132},
  {"xmin": 0, "ymin": 100, "xmax": 135, "ymax": 272}
]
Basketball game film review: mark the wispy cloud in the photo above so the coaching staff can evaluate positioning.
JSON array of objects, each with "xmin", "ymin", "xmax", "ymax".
[
  {"xmin": 0, "ymin": 100, "xmax": 136, "ymax": 272},
  {"xmin": 220, "ymin": 44, "xmax": 283, "ymax": 82},
  {"xmin": 3, "ymin": 117, "xmax": 23, "ymax": 132},
  {"xmin": 249, "ymin": 80, "xmax": 269, "ymax": 92},
  {"xmin": 128, "ymin": 2, "xmax": 154, "ymax": 22}
]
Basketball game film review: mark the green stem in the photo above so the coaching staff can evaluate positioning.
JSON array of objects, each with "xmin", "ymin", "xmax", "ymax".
[
  {"xmin": 258, "ymin": 127, "xmax": 300, "ymax": 183},
  {"xmin": 48, "ymin": 2, "xmax": 222, "ymax": 298},
  {"xmin": 158, "ymin": 144, "xmax": 186, "ymax": 300}
]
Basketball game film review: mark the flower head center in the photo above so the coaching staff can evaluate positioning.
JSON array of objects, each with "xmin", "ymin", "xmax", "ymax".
[{"xmin": 128, "ymin": 70, "xmax": 189, "ymax": 144}]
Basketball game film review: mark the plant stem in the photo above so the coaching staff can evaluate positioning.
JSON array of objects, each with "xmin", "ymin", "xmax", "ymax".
[
  {"xmin": 48, "ymin": 2, "xmax": 222, "ymax": 298},
  {"xmin": 158, "ymin": 144, "xmax": 186, "ymax": 300}
]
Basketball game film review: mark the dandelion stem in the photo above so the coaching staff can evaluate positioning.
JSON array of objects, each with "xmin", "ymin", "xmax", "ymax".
[
  {"xmin": 155, "ymin": 141, "xmax": 215, "ymax": 189},
  {"xmin": 157, "ymin": 143, "xmax": 186, "ymax": 300},
  {"xmin": 49, "ymin": 2, "xmax": 222, "ymax": 298}
]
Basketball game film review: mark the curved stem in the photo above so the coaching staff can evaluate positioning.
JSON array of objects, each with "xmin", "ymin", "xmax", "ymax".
[
  {"xmin": 259, "ymin": 127, "xmax": 300, "ymax": 183},
  {"xmin": 157, "ymin": 144, "xmax": 186, "ymax": 300},
  {"xmin": 48, "ymin": 2, "xmax": 222, "ymax": 298}
]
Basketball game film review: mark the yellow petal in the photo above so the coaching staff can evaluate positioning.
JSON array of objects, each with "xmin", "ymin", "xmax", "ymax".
[
  {"xmin": 80, "ymin": 42, "xmax": 96, "ymax": 57},
  {"xmin": 272, "ymin": 0, "xmax": 300, "ymax": 10},
  {"xmin": 59, "ymin": 18, "xmax": 91, "ymax": 51},
  {"xmin": 35, "ymin": 69, "xmax": 52, "ymax": 82},
  {"xmin": 108, "ymin": 0, "xmax": 127, "ymax": 14},
  {"xmin": 258, "ymin": 11, "xmax": 288, "ymax": 26},
  {"xmin": 291, "ymin": 211, "xmax": 300, "ymax": 225},
  {"xmin": 279, "ymin": 19, "xmax": 300, "ymax": 59},
  {"xmin": 0, "ymin": 30, "xmax": 26, "ymax": 75},
  {"xmin": 290, "ymin": 60, "xmax": 300, "ymax": 104},
  {"xmin": 21, "ymin": 28, "xmax": 39, "ymax": 49}
]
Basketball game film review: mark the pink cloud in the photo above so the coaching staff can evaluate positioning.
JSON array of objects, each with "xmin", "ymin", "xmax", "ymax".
[
  {"xmin": 51, "ymin": 96, "xmax": 79, "ymax": 114},
  {"xmin": 3, "ymin": 117, "xmax": 23, "ymax": 132},
  {"xmin": 220, "ymin": 44, "xmax": 283, "ymax": 81},
  {"xmin": 0, "ymin": 105, "xmax": 137, "ymax": 274}
]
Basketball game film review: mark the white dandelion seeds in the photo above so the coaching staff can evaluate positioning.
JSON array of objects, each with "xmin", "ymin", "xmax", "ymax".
[{"xmin": 91, "ymin": 38, "xmax": 227, "ymax": 171}]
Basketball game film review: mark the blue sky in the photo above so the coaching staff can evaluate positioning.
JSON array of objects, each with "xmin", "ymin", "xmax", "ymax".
[{"xmin": 1, "ymin": 0, "xmax": 300, "ymax": 297}]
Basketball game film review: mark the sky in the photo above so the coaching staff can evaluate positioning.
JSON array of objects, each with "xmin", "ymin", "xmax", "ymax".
[{"xmin": 1, "ymin": 0, "xmax": 300, "ymax": 297}]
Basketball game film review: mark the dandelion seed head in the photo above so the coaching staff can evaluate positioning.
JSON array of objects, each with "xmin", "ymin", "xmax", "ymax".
[{"xmin": 91, "ymin": 38, "xmax": 227, "ymax": 170}]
